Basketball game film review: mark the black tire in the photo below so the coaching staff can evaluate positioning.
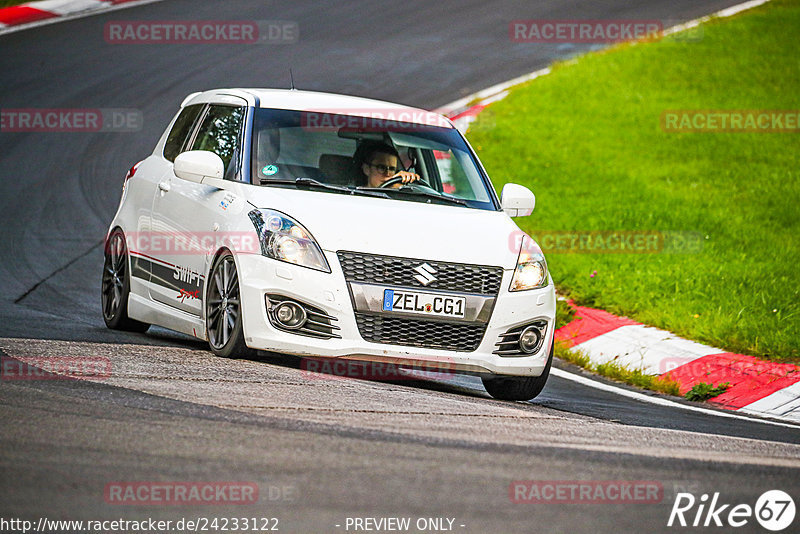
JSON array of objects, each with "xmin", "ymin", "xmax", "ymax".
[
  {"xmin": 101, "ymin": 230, "xmax": 149, "ymax": 332},
  {"xmin": 205, "ymin": 251, "xmax": 254, "ymax": 358},
  {"xmin": 481, "ymin": 339, "xmax": 553, "ymax": 401}
]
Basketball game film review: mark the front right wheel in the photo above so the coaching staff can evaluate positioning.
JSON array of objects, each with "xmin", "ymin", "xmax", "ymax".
[
  {"xmin": 205, "ymin": 251, "xmax": 254, "ymax": 359},
  {"xmin": 481, "ymin": 339, "xmax": 553, "ymax": 401}
]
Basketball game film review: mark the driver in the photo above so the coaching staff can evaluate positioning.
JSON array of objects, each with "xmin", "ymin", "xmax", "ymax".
[{"xmin": 356, "ymin": 141, "xmax": 420, "ymax": 188}]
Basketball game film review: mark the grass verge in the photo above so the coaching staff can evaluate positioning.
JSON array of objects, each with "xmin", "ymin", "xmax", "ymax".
[
  {"xmin": 554, "ymin": 339, "xmax": 683, "ymax": 397},
  {"xmin": 469, "ymin": 0, "xmax": 800, "ymax": 363},
  {"xmin": 0, "ymin": 1, "xmax": 29, "ymax": 8},
  {"xmin": 684, "ymin": 382, "xmax": 731, "ymax": 401}
]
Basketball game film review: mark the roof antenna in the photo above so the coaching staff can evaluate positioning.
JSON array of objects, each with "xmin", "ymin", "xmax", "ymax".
[{"xmin": 289, "ymin": 68, "xmax": 296, "ymax": 90}]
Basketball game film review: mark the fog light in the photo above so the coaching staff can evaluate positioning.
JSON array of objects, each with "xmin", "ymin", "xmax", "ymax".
[
  {"xmin": 274, "ymin": 301, "xmax": 307, "ymax": 329},
  {"xmin": 519, "ymin": 326, "xmax": 542, "ymax": 353}
]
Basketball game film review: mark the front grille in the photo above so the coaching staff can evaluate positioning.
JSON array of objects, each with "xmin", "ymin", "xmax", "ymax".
[
  {"xmin": 337, "ymin": 251, "xmax": 503, "ymax": 296},
  {"xmin": 355, "ymin": 313, "xmax": 485, "ymax": 352}
]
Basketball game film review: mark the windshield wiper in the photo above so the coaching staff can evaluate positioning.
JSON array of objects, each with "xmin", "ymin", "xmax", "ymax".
[
  {"xmin": 357, "ymin": 186, "xmax": 469, "ymax": 206},
  {"xmin": 261, "ymin": 177, "xmax": 390, "ymax": 198}
]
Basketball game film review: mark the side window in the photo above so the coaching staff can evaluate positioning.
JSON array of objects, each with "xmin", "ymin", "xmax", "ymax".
[
  {"xmin": 163, "ymin": 104, "xmax": 204, "ymax": 162},
  {"xmin": 190, "ymin": 105, "xmax": 245, "ymax": 179}
]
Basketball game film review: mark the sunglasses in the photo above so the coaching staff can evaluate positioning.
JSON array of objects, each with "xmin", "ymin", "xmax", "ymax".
[{"xmin": 367, "ymin": 163, "xmax": 398, "ymax": 175}]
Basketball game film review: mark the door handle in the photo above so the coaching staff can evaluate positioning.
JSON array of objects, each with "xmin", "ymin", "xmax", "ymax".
[{"xmin": 158, "ymin": 181, "xmax": 171, "ymax": 192}]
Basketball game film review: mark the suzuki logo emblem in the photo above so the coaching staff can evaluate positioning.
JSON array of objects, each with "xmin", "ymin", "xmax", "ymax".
[{"xmin": 413, "ymin": 263, "xmax": 437, "ymax": 286}]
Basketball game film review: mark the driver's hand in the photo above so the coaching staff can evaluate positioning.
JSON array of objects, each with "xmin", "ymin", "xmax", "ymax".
[{"xmin": 390, "ymin": 171, "xmax": 420, "ymax": 184}]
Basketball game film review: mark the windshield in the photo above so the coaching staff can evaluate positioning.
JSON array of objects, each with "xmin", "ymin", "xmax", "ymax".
[{"xmin": 250, "ymin": 108, "xmax": 499, "ymax": 210}]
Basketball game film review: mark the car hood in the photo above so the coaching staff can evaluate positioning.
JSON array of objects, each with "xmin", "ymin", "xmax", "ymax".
[{"xmin": 244, "ymin": 186, "xmax": 531, "ymax": 269}]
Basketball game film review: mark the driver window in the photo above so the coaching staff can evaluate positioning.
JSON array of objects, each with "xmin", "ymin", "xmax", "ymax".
[{"xmin": 191, "ymin": 105, "xmax": 245, "ymax": 179}]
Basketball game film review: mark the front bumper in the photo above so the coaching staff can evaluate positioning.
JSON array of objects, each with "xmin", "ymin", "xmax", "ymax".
[{"xmin": 236, "ymin": 252, "xmax": 556, "ymax": 377}]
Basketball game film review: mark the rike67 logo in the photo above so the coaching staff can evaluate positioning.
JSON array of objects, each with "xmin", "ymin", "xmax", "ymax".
[{"xmin": 668, "ymin": 490, "xmax": 795, "ymax": 531}]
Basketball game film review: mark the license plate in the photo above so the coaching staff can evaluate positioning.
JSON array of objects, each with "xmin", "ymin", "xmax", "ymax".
[{"xmin": 382, "ymin": 289, "xmax": 466, "ymax": 319}]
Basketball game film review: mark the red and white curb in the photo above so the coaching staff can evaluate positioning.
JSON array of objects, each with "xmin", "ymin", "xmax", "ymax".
[
  {"xmin": 0, "ymin": 0, "xmax": 158, "ymax": 33},
  {"xmin": 436, "ymin": 0, "xmax": 798, "ymax": 424},
  {"xmin": 554, "ymin": 305, "xmax": 800, "ymax": 423}
]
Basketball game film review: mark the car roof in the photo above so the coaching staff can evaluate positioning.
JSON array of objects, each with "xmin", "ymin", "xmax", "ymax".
[{"xmin": 181, "ymin": 88, "xmax": 455, "ymax": 129}]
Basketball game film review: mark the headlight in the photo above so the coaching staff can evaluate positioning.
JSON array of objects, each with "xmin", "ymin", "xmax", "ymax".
[
  {"xmin": 248, "ymin": 209, "xmax": 330, "ymax": 272},
  {"xmin": 509, "ymin": 234, "xmax": 548, "ymax": 291}
]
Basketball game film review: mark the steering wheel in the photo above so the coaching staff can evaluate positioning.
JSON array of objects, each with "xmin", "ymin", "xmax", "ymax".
[{"xmin": 379, "ymin": 176, "xmax": 433, "ymax": 189}]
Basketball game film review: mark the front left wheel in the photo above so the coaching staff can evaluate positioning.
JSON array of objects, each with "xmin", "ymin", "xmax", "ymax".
[
  {"xmin": 205, "ymin": 251, "xmax": 254, "ymax": 358},
  {"xmin": 101, "ymin": 229, "xmax": 149, "ymax": 332}
]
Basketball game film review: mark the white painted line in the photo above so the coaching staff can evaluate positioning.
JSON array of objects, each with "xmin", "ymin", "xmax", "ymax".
[
  {"xmin": 574, "ymin": 324, "xmax": 722, "ymax": 375},
  {"xmin": 715, "ymin": 0, "xmax": 772, "ymax": 17},
  {"xmin": 550, "ymin": 367, "xmax": 800, "ymax": 429},
  {"xmin": 663, "ymin": 0, "xmax": 772, "ymax": 35},
  {"xmin": 739, "ymin": 382, "xmax": 800, "ymax": 423},
  {"xmin": 437, "ymin": 67, "xmax": 550, "ymax": 116}
]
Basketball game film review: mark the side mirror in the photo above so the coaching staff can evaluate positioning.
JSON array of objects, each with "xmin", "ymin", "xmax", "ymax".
[
  {"xmin": 174, "ymin": 150, "xmax": 225, "ymax": 185},
  {"xmin": 500, "ymin": 183, "xmax": 535, "ymax": 217}
]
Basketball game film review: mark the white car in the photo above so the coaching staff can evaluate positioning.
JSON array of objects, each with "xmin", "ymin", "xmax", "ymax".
[{"xmin": 102, "ymin": 88, "xmax": 555, "ymax": 401}]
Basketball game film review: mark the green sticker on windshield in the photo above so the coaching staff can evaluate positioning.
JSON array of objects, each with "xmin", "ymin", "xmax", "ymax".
[{"xmin": 261, "ymin": 165, "xmax": 278, "ymax": 176}]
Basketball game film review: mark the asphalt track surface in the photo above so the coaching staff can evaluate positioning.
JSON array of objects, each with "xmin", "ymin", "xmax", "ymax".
[{"xmin": 1, "ymin": 1, "xmax": 798, "ymax": 533}]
